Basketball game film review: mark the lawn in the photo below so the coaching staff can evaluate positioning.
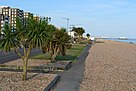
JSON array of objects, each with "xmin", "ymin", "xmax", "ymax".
[{"xmin": 32, "ymin": 44, "xmax": 86, "ymax": 62}]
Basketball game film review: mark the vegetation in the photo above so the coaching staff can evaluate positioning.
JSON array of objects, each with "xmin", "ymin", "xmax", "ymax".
[
  {"xmin": 0, "ymin": 17, "xmax": 72, "ymax": 81},
  {"xmin": 86, "ymin": 33, "xmax": 90, "ymax": 39},
  {"xmin": 32, "ymin": 44, "xmax": 86, "ymax": 61},
  {"xmin": 0, "ymin": 17, "xmax": 49, "ymax": 81},
  {"xmin": 41, "ymin": 27, "xmax": 71, "ymax": 62},
  {"xmin": 72, "ymin": 27, "xmax": 85, "ymax": 37},
  {"xmin": 0, "ymin": 12, "xmax": 87, "ymax": 81},
  {"xmin": 72, "ymin": 27, "xmax": 85, "ymax": 43}
]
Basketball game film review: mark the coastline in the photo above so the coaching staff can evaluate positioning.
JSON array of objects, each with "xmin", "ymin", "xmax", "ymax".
[
  {"xmin": 106, "ymin": 38, "xmax": 136, "ymax": 44},
  {"xmin": 80, "ymin": 39, "xmax": 136, "ymax": 91}
]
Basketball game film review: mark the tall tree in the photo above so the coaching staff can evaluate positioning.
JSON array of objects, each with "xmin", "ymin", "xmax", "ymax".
[
  {"xmin": 50, "ymin": 28, "xmax": 71, "ymax": 62},
  {"xmin": 42, "ymin": 27, "xmax": 71, "ymax": 62},
  {"xmin": 72, "ymin": 27, "xmax": 85, "ymax": 37},
  {"xmin": 0, "ymin": 17, "xmax": 48, "ymax": 81},
  {"xmin": 72, "ymin": 27, "xmax": 85, "ymax": 43}
]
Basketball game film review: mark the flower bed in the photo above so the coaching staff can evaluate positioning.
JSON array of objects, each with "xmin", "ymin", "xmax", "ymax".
[
  {"xmin": 0, "ymin": 72, "xmax": 58, "ymax": 91},
  {"xmin": 4, "ymin": 59, "xmax": 51, "ymax": 66},
  {"xmin": 0, "ymin": 59, "xmax": 72, "ymax": 72},
  {"xmin": 40, "ymin": 61, "xmax": 72, "ymax": 71}
]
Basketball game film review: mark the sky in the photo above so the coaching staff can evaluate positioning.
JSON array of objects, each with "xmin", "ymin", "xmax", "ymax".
[{"xmin": 1, "ymin": 0, "xmax": 136, "ymax": 38}]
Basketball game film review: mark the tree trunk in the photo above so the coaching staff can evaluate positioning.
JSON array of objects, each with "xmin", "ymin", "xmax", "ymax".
[
  {"xmin": 22, "ymin": 57, "xmax": 28, "ymax": 81},
  {"xmin": 51, "ymin": 46, "xmax": 59, "ymax": 63},
  {"xmin": 51, "ymin": 54, "xmax": 56, "ymax": 63},
  {"xmin": 22, "ymin": 46, "xmax": 31, "ymax": 81}
]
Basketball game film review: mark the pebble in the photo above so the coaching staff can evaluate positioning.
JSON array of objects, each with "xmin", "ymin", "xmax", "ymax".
[
  {"xmin": 0, "ymin": 72, "xmax": 57, "ymax": 91},
  {"xmin": 80, "ymin": 40, "xmax": 136, "ymax": 91}
]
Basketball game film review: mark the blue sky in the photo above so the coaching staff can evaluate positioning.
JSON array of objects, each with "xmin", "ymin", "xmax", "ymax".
[{"xmin": 1, "ymin": 0, "xmax": 136, "ymax": 38}]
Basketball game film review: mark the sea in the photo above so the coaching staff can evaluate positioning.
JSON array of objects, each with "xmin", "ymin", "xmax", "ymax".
[{"xmin": 106, "ymin": 38, "xmax": 136, "ymax": 44}]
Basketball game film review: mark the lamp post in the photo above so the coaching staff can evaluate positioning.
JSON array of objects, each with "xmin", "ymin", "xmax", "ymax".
[
  {"xmin": 42, "ymin": 17, "xmax": 51, "ymax": 23},
  {"xmin": 69, "ymin": 25, "xmax": 74, "ymax": 37},
  {"xmin": 46, "ymin": 17, "xmax": 51, "ymax": 23},
  {"xmin": 62, "ymin": 17, "xmax": 69, "ymax": 31},
  {"xmin": 47, "ymin": 17, "xmax": 51, "ymax": 22}
]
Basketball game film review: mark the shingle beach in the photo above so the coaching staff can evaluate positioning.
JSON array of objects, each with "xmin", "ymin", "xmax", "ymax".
[{"xmin": 80, "ymin": 40, "xmax": 136, "ymax": 91}]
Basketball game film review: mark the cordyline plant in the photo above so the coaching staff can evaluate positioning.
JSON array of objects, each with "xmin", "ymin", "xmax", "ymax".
[
  {"xmin": 42, "ymin": 27, "xmax": 72, "ymax": 62},
  {"xmin": 0, "ymin": 17, "xmax": 48, "ymax": 81}
]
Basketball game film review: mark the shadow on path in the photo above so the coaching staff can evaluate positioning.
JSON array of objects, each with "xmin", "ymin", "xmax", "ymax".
[
  {"xmin": 51, "ymin": 44, "xmax": 91, "ymax": 91},
  {"xmin": 0, "ymin": 49, "xmax": 42, "ymax": 64}
]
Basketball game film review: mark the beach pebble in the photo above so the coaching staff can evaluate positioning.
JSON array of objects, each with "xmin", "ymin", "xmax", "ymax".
[{"xmin": 80, "ymin": 40, "xmax": 136, "ymax": 91}]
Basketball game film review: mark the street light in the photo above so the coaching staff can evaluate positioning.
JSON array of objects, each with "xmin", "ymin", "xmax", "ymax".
[
  {"xmin": 47, "ymin": 17, "xmax": 51, "ymax": 22},
  {"xmin": 62, "ymin": 17, "xmax": 69, "ymax": 31},
  {"xmin": 44, "ymin": 17, "xmax": 51, "ymax": 23},
  {"xmin": 69, "ymin": 25, "xmax": 74, "ymax": 37}
]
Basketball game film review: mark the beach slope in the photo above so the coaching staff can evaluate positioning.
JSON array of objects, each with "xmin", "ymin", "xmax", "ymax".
[{"xmin": 80, "ymin": 40, "xmax": 136, "ymax": 91}]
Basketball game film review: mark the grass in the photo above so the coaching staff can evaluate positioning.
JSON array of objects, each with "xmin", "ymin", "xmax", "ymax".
[
  {"xmin": 32, "ymin": 44, "xmax": 86, "ymax": 62},
  {"xmin": 56, "ymin": 44, "xmax": 86, "ymax": 61},
  {"xmin": 32, "ymin": 52, "xmax": 51, "ymax": 60}
]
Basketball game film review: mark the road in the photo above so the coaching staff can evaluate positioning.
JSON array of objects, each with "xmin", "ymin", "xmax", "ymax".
[{"xmin": 0, "ymin": 48, "xmax": 42, "ymax": 64}]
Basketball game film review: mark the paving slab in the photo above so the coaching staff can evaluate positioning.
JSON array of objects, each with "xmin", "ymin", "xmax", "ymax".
[{"xmin": 51, "ymin": 44, "xmax": 91, "ymax": 91}]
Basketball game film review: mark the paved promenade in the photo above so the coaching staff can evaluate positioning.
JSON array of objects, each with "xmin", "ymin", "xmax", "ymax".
[
  {"xmin": 0, "ymin": 48, "xmax": 42, "ymax": 64},
  {"xmin": 51, "ymin": 44, "xmax": 91, "ymax": 91}
]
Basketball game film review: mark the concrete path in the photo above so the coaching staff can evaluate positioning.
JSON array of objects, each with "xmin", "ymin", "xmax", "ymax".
[
  {"xmin": 51, "ymin": 44, "xmax": 91, "ymax": 91},
  {"xmin": 0, "ymin": 48, "xmax": 42, "ymax": 64}
]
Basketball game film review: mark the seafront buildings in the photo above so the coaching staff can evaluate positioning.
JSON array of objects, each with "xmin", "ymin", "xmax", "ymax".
[
  {"xmin": 0, "ymin": 6, "xmax": 10, "ymax": 33},
  {"xmin": 0, "ymin": 6, "xmax": 78, "ymax": 39},
  {"xmin": 24, "ymin": 12, "xmax": 33, "ymax": 28},
  {"xmin": 0, "ymin": 6, "xmax": 37, "ymax": 34},
  {"xmin": 10, "ymin": 8, "xmax": 24, "ymax": 29}
]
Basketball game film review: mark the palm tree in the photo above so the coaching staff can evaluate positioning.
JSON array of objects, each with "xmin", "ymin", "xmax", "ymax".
[
  {"xmin": 41, "ymin": 24, "xmax": 57, "ymax": 55},
  {"xmin": 0, "ymin": 17, "xmax": 48, "ymax": 81},
  {"xmin": 42, "ymin": 27, "xmax": 71, "ymax": 62},
  {"xmin": 50, "ymin": 28, "xmax": 71, "ymax": 62},
  {"xmin": 0, "ymin": 24, "xmax": 19, "ymax": 52}
]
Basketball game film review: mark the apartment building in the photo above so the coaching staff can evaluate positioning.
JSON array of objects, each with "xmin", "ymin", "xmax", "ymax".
[
  {"xmin": 0, "ymin": 7, "xmax": 2, "ymax": 33},
  {"xmin": 24, "ymin": 12, "xmax": 33, "ymax": 28},
  {"xmin": 0, "ymin": 6, "xmax": 25, "ymax": 33},
  {"xmin": 0, "ymin": 6, "xmax": 10, "ymax": 17},
  {"xmin": 0, "ymin": 6, "xmax": 36, "ymax": 34},
  {"xmin": 33, "ymin": 15, "xmax": 40, "ymax": 21},
  {"xmin": 0, "ymin": 6, "xmax": 10, "ymax": 32},
  {"xmin": 10, "ymin": 8, "xmax": 24, "ymax": 29},
  {"xmin": 0, "ymin": 14, "xmax": 2, "ymax": 33},
  {"xmin": 24, "ymin": 12, "xmax": 33, "ymax": 18}
]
